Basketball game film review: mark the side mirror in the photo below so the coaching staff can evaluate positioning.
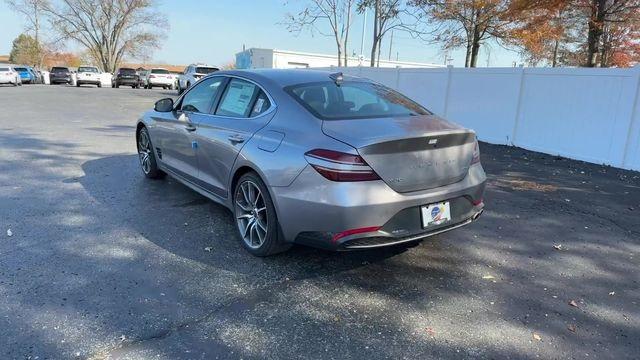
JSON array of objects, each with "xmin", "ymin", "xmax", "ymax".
[{"xmin": 154, "ymin": 98, "xmax": 174, "ymax": 112}]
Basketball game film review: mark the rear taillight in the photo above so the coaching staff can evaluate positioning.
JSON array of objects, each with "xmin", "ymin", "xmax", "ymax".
[
  {"xmin": 305, "ymin": 149, "xmax": 381, "ymax": 182},
  {"xmin": 471, "ymin": 140, "xmax": 480, "ymax": 164},
  {"xmin": 149, "ymin": 75, "xmax": 156, "ymax": 78}
]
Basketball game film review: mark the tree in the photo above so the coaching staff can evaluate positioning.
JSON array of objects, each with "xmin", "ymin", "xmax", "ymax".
[
  {"xmin": 43, "ymin": 0, "xmax": 168, "ymax": 72},
  {"xmin": 284, "ymin": 0, "xmax": 357, "ymax": 66},
  {"xmin": 508, "ymin": 0, "xmax": 584, "ymax": 66},
  {"xmin": 359, "ymin": 0, "xmax": 408, "ymax": 66},
  {"xmin": 9, "ymin": 33, "xmax": 41, "ymax": 65},
  {"xmin": 5, "ymin": 0, "xmax": 50, "ymax": 67},
  {"xmin": 577, "ymin": 0, "xmax": 640, "ymax": 67},
  {"xmin": 412, "ymin": 0, "xmax": 515, "ymax": 67}
]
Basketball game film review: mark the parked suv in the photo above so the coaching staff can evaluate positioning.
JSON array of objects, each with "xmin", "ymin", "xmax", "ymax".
[
  {"xmin": 111, "ymin": 68, "xmax": 139, "ymax": 88},
  {"xmin": 49, "ymin": 66, "xmax": 72, "ymax": 85},
  {"xmin": 0, "ymin": 66, "xmax": 21, "ymax": 86},
  {"xmin": 76, "ymin": 66, "xmax": 102, "ymax": 87},
  {"xmin": 177, "ymin": 64, "xmax": 219, "ymax": 94},
  {"xmin": 144, "ymin": 68, "xmax": 174, "ymax": 89}
]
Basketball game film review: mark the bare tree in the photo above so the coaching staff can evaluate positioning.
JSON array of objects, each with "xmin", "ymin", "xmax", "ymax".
[
  {"xmin": 358, "ymin": 0, "xmax": 408, "ymax": 66},
  {"xmin": 5, "ymin": 0, "xmax": 49, "ymax": 67},
  {"xmin": 284, "ymin": 0, "xmax": 357, "ymax": 66},
  {"xmin": 43, "ymin": 0, "xmax": 167, "ymax": 72}
]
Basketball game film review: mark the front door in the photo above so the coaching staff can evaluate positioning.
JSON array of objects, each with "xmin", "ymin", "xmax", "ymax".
[{"xmin": 153, "ymin": 76, "xmax": 226, "ymax": 181}]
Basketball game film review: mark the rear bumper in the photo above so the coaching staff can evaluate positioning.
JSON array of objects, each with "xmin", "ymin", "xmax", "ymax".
[
  {"xmin": 77, "ymin": 78, "xmax": 100, "ymax": 85},
  {"xmin": 271, "ymin": 163, "xmax": 487, "ymax": 250},
  {"xmin": 50, "ymin": 76, "xmax": 71, "ymax": 83},
  {"xmin": 148, "ymin": 78, "xmax": 174, "ymax": 86},
  {"xmin": 115, "ymin": 78, "xmax": 138, "ymax": 85}
]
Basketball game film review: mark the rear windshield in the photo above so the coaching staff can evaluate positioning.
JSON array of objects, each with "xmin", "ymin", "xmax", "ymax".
[
  {"xmin": 196, "ymin": 67, "xmax": 218, "ymax": 74},
  {"xmin": 151, "ymin": 69, "xmax": 170, "ymax": 74},
  {"xmin": 118, "ymin": 68, "xmax": 136, "ymax": 74},
  {"xmin": 15, "ymin": 67, "xmax": 27, "ymax": 71},
  {"xmin": 286, "ymin": 81, "xmax": 430, "ymax": 120},
  {"xmin": 51, "ymin": 67, "xmax": 69, "ymax": 72},
  {"xmin": 78, "ymin": 67, "xmax": 98, "ymax": 73}
]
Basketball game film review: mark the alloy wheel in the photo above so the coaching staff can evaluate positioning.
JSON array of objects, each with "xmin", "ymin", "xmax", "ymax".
[
  {"xmin": 235, "ymin": 181, "xmax": 268, "ymax": 249},
  {"xmin": 137, "ymin": 130, "xmax": 152, "ymax": 174}
]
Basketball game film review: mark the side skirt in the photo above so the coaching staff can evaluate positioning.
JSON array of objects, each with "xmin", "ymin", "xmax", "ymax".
[{"xmin": 158, "ymin": 164, "xmax": 231, "ymax": 210}]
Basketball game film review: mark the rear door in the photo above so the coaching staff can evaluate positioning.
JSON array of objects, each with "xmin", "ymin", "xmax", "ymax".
[{"xmin": 194, "ymin": 77, "xmax": 275, "ymax": 198}]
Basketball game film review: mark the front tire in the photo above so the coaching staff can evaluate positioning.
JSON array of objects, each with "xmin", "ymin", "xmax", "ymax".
[
  {"xmin": 234, "ymin": 172, "xmax": 290, "ymax": 256},
  {"xmin": 137, "ymin": 127, "xmax": 165, "ymax": 179}
]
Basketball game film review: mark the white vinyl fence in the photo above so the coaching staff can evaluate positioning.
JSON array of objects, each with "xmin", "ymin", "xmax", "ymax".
[{"xmin": 320, "ymin": 66, "xmax": 640, "ymax": 172}]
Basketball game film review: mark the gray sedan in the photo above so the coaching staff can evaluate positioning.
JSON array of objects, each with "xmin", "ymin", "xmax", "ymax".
[{"xmin": 136, "ymin": 69, "xmax": 486, "ymax": 256}]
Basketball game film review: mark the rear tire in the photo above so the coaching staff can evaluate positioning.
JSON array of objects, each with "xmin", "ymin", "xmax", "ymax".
[
  {"xmin": 97, "ymin": 83, "xmax": 102, "ymax": 88},
  {"xmin": 137, "ymin": 127, "xmax": 165, "ymax": 179},
  {"xmin": 233, "ymin": 172, "xmax": 291, "ymax": 256}
]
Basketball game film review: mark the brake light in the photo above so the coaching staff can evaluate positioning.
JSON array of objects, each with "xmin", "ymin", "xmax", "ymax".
[
  {"xmin": 305, "ymin": 149, "xmax": 380, "ymax": 182},
  {"xmin": 149, "ymin": 75, "xmax": 156, "ymax": 78},
  {"xmin": 471, "ymin": 140, "xmax": 481, "ymax": 164}
]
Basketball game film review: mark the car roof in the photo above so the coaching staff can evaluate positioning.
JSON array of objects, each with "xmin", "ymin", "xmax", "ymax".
[{"xmin": 215, "ymin": 69, "xmax": 364, "ymax": 88}]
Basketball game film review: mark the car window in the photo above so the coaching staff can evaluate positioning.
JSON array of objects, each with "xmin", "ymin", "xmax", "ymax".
[
  {"xmin": 151, "ymin": 69, "xmax": 169, "ymax": 74},
  {"xmin": 195, "ymin": 67, "xmax": 218, "ymax": 74},
  {"xmin": 249, "ymin": 91, "xmax": 271, "ymax": 117},
  {"xmin": 51, "ymin": 67, "xmax": 69, "ymax": 72},
  {"xmin": 15, "ymin": 67, "xmax": 27, "ymax": 71},
  {"xmin": 78, "ymin": 67, "xmax": 98, "ymax": 73},
  {"xmin": 215, "ymin": 78, "xmax": 259, "ymax": 118},
  {"xmin": 119, "ymin": 68, "xmax": 136, "ymax": 75},
  {"xmin": 286, "ymin": 81, "xmax": 430, "ymax": 120},
  {"xmin": 181, "ymin": 76, "xmax": 225, "ymax": 113}
]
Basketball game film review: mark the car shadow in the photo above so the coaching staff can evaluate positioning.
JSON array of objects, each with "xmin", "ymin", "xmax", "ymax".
[{"xmin": 76, "ymin": 154, "xmax": 429, "ymax": 282}]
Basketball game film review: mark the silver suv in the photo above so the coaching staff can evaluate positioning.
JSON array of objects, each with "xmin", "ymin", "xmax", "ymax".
[{"xmin": 177, "ymin": 64, "xmax": 219, "ymax": 94}]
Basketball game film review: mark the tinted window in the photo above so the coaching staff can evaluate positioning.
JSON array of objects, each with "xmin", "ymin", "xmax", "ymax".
[
  {"xmin": 249, "ymin": 91, "xmax": 271, "ymax": 117},
  {"xmin": 181, "ymin": 76, "xmax": 224, "ymax": 113},
  {"xmin": 215, "ymin": 79, "xmax": 259, "ymax": 118},
  {"xmin": 195, "ymin": 67, "xmax": 218, "ymax": 74},
  {"xmin": 286, "ymin": 81, "xmax": 429, "ymax": 120},
  {"xmin": 78, "ymin": 67, "xmax": 98, "ymax": 73},
  {"xmin": 51, "ymin": 67, "xmax": 69, "ymax": 72},
  {"xmin": 151, "ymin": 69, "xmax": 169, "ymax": 74},
  {"xmin": 15, "ymin": 67, "xmax": 27, "ymax": 71},
  {"xmin": 118, "ymin": 68, "xmax": 136, "ymax": 75}
]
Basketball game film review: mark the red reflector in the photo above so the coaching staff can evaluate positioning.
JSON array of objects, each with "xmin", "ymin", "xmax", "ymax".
[
  {"xmin": 332, "ymin": 226, "xmax": 381, "ymax": 242},
  {"xmin": 472, "ymin": 198, "xmax": 483, "ymax": 206}
]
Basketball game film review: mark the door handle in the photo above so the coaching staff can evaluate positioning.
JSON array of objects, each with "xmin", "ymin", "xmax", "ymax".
[{"xmin": 228, "ymin": 134, "xmax": 245, "ymax": 144}]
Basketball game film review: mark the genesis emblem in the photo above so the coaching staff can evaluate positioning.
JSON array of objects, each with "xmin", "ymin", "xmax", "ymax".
[{"xmin": 428, "ymin": 138, "xmax": 438, "ymax": 145}]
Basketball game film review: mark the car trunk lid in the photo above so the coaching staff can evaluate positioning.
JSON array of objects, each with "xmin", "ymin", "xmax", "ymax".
[{"xmin": 322, "ymin": 115, "xmax": 476, "ymax": 193}]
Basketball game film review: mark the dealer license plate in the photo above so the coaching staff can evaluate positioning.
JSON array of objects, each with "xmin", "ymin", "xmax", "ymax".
[{"xmin": 421, "ymin": 202, "xmax": 451, "ymax": 228}]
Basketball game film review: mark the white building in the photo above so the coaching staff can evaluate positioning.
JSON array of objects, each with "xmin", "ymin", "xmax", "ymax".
[{"xmin": 235, "ymin": 48, "xmax": 443, "ymax": 69}]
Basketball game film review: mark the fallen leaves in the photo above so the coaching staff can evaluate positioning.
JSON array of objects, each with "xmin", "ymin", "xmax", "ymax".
[
  {"xmin": 482, "ymin": 275, "xmax": 495, "ymax": 280},
  {"xmin": 609, "ymin": 291, "xmax": 615, "ymax": 296},
  {"xmin": 426, "ymin": 327, "xmax": 436, "ymax": 336},
  {"xmin": 533, "ymin": 333, "xmax": 542, "ymax": 341},
  {"xmin": 553, "ymin": 244, "xmax": 563, "ymax": 250},
  {"xmin": 568, "ymin": 300, "xmax": 579, "ymax": 308},
  {"xmin": 204, "ymin": 247, "xmax": 212, "ymax": 252},
  {"xmin": 6, "ymin": 229, "xmax": 12, "ymax": 237},
  {"xmin": 567, "ymin": 324, "xmax": 577, "ymax": 333}
]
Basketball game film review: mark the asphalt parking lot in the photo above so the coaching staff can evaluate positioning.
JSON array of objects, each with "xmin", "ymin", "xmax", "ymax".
[{"xmin": 1, "ymin": 84, "xmax": 639, "ymax": 360}]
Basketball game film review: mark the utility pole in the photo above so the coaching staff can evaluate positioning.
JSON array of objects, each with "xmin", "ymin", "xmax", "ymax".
[
  {"xmin": 360, "ymin": 8, "xmax": 367, "ymax": 59},
  {"xmin": 388, "ymin": 30, "xmax": 394, "ymax": 61}
]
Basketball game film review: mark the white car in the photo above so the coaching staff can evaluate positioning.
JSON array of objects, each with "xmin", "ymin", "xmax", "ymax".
[
  {"xmin": 76, "ymin": 66, "xmax": 102, "ymax": 87},
  {"xmin": 0, "ymin": 66, "xmax": 22, "ymax": 86},
  {"xmin": 144, "ymin": 68, "xmax": 174, "ymax": 89},
  {"xmin": 177, "ymin": 64, "xmax": 219, "ymax": 94}
]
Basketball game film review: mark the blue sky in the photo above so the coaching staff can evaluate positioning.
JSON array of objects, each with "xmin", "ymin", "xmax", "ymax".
[{"xmin": 0, "ymin": 0, "xmax": 522, "ymax": 67}]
